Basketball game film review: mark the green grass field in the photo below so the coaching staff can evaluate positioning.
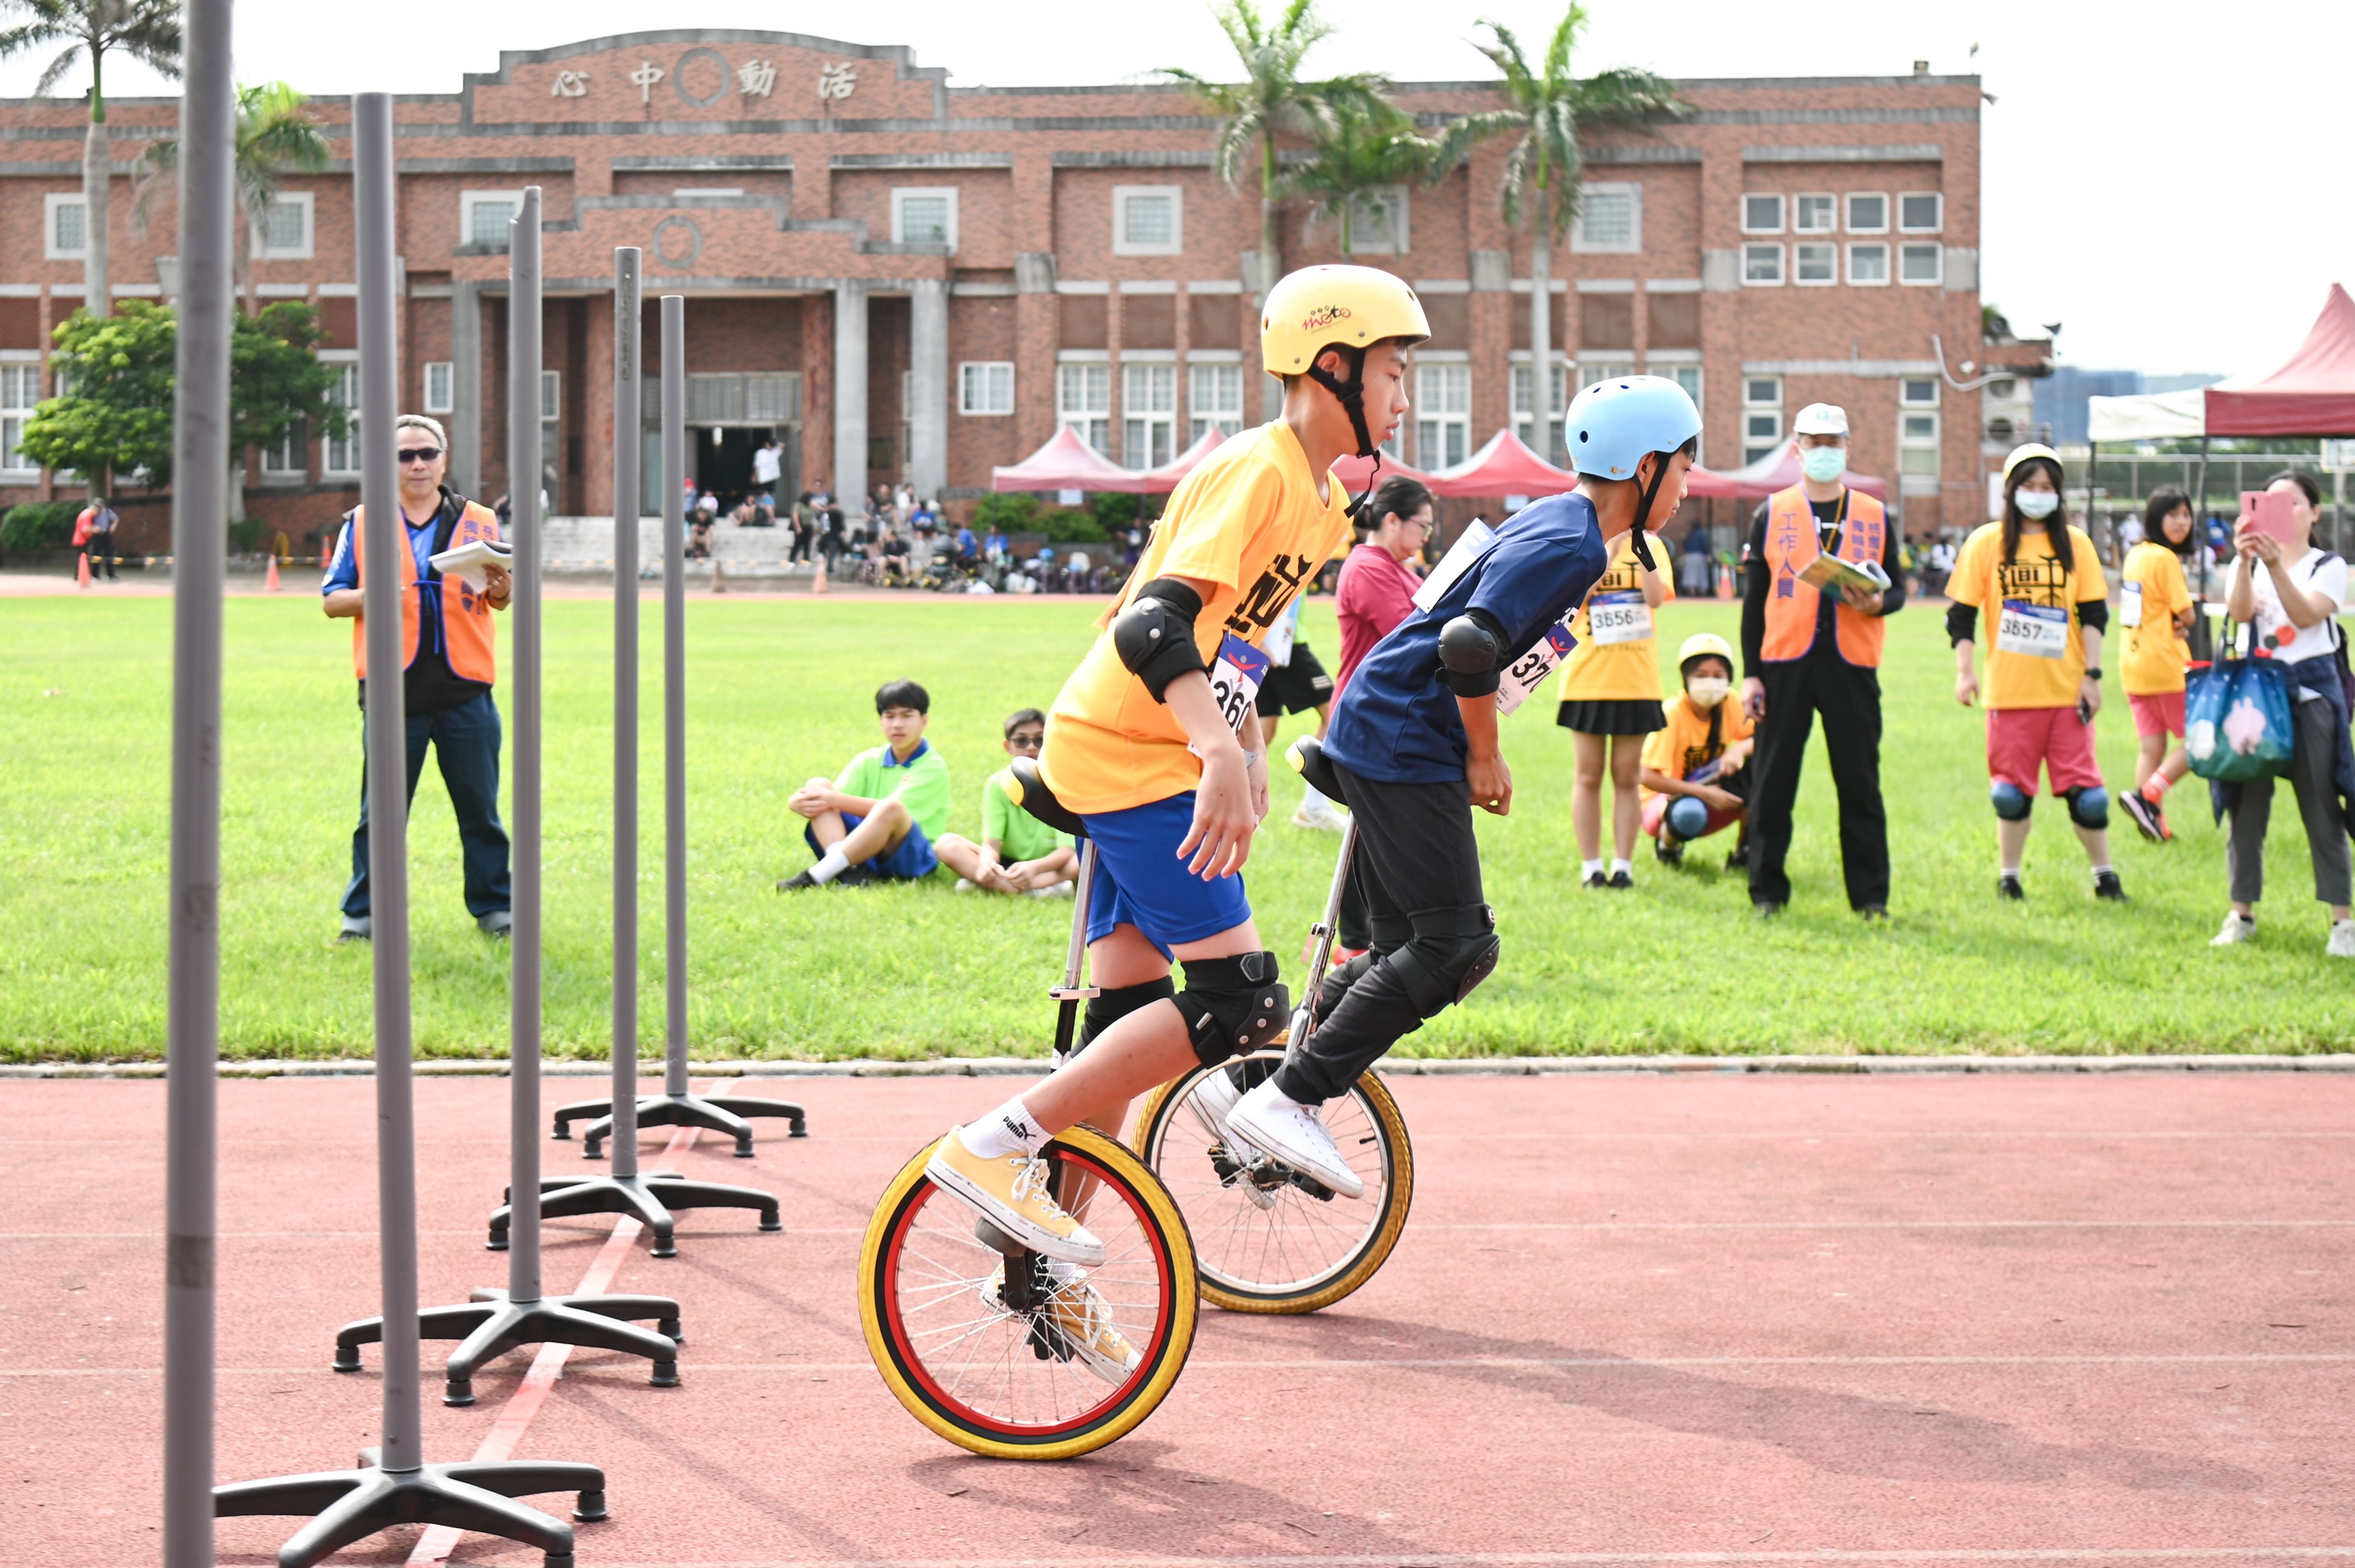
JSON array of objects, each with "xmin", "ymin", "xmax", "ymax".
[{"xmin": 5, "ymin": 588, "xmax": 2350, "ymax": 1061}]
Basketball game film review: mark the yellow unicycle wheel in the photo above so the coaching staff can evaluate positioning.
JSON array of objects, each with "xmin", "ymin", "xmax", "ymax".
[{"xmin": 859, "ymin": 1125, "xmax": 1199, "ymax": 1460}]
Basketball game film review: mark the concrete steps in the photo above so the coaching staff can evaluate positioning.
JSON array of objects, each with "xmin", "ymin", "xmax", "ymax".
[{"xmin": 539, "ymin": 515, "xmax": 815, "ymax": 578}]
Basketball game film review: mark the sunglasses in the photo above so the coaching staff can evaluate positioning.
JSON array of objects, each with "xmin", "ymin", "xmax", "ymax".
[
  {"xmin": 397, "ymin": 446, "xmax": 443, "ymax": 464},
  {"xmin": 1007, "ymin": 733, "xmax": 1044, "ymax": 749}
]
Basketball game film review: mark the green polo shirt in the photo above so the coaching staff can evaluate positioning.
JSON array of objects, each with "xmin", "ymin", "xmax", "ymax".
[
  {"xmin": 982, "ymin": 766, "xmax": 1073, "ymax": 865},
  {"xmin": 836, "ymin": 739, "xmax": 950, "ymax": 840}
]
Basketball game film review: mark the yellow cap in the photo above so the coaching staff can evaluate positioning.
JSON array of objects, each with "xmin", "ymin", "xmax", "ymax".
[
  {"xmin": 1260, "ymin": 265, "xmax": 1429, "ymax": 377},
  {"xmin": 1677, "ymin": 631, "xmax": 1734, "ymax": 669},
  {"xmin": 2001, "ymin": 442, "xmax": 2063, "ymax": 485}
]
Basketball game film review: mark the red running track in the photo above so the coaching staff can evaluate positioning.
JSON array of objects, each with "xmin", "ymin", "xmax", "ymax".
[{"xmin": 3, "ymin": 1072, "xmax": 2351, "ymax": 1568}]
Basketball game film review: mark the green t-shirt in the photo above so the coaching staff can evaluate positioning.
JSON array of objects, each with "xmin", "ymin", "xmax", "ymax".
[
  {"xmin": 982, "ymin": 766, "xmax": 1073, "ymax": 865},
  {"xmin": 836, "ymin": 740, "xmax": 950, "ymax": 839}
]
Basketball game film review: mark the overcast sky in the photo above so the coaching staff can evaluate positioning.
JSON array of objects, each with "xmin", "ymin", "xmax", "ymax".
[{"xmin": 6, "ymin": 0, "xmax": 2346, "ymax": 379}]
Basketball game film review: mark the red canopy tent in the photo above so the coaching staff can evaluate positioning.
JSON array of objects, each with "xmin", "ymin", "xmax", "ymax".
[
  {"xmin": 1137, "ymin": 427, "xmax": 1225, "ymax": 493},
  {"xmin": 1329, "ymin": 449, "xmax": 1438, "ymax": 495},
  {"xmin": 1689, "ymin": 440, "xmax": 1887, "ymax": 501},
  {"xmin": 989, "ymin": 425, "xmax": 1148, "ymax": 493},
  {"xmin": 2205, "ymin": 283, "xmax": 2355, "ymax": 437},
  {"xmin": 1427, "ymin": 429, "xmax": 1577, "ymax": 499}
]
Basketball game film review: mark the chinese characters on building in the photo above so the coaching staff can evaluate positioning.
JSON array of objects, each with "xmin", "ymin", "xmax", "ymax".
[
  {"xmin": 817, "ymin": 62, "xmax": 857, "ymax": 103},
  {"xmin": 550, "ymin": 68, "xmax": 589, "ymax": 97},
  {"xmin": 737, "ymin": 59, "xmax": 777, "ymax": 99},
  {"xmin": 629, "ymin": 61, "xmax": 664, "ymax": 104}
]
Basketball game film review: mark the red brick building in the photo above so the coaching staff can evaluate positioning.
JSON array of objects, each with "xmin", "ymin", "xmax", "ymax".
[{"xmin": 0, "ymin": 29, "xmax": 1993, "ymax": 547}]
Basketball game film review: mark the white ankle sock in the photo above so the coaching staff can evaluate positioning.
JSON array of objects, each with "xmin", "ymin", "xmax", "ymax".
[
  {"xmin": 2091, "ymin": 864, "xmax": 2114, "ymax": 879},
  {"xmin": 808, "ymin": 848, "xmax": 851, "ymax": 884},
  {"xmin": 1610, "ymin": 857, "xmax": 1633, "ymax": 878},
  {"xmin": 1582, "ymin": 858, "xmax": 1605, "ymax": 878},
  {"xmin": 1299, "ymin": 782, "xmax": 1330, "ymax": 811},
  {"xmin": 959, "ymin": 1095, "xmax": 1051, "ymax": 1159}
]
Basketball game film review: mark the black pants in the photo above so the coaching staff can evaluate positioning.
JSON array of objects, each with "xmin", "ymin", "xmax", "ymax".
[
  {"xmin": 1748, "ymin": 654, "xmax": 1888, "ymax": 909},
  {"xmin": 88, "ymin": 533, "xmax": 118, "ymax": 578},
  {"xmin": 1276, "ymin": 761, "xmax": 1482, "ymax": 1105}
]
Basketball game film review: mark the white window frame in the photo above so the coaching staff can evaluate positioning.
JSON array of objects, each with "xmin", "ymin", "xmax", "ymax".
[
  {"xmin": 1121, "ymin": 362, "xmax": 1176, "ymax": 471},
  {"xmin": 1847, "ymin": 242, "xmax": 1891, "ymax": 287},
  {"xmin": 460, "ymin": 189, "xmax": 523, "ymax": 250},
  {"xmin": 1741, "ymin": 243, "xmax": 1785, "ymax": 286},
  {"xmin": 1669, "ymin": 366, "xmax": 1704, "ymax": 461},
  {"xmin": 1845, "ymin": 191, "xmax": 1889, "ymax": 234},
  {"xmin": 1792, "ymin": 193, "xmax": 1836, "ymax": 234},
  {"xmin": 1510, "ymin": 363, "xmax": 1568, "ymax": 465},
  {"xmin": 890, "ymin": 186, "xmax": 959, "ymax": 251},
  {"xmin": 1900, "ymin": 377, "xmax": 1940, "ymax": 408},
  {"xmin": 1740, "ymin": 193, "xmax": 1784, "ymax": 234},
  {"xmin": 323, "ymin": 363, "xmax": 361, "ymax": 476},
  {"xmin": 423, "ymin": 361, "xmax": 454, "ymax": 415},
  {"xmin": 1413, "ymin": 362, "xmax": 1471, "ymax": 470},
  {"xmin": 251, "ymin": 191, "xmax": 314, "ymax": 260},
  {"xmin": 1187, "ymin": 361, "xmax": 1243, "ymax": 444},
  {"xmin": 1570, "ymin": 182, "xmax": 1641, "ymax": 255},
  {"xmin": 539, "ymin": 368, "xmax": 561, "ymax": 423},
  {"xmin": 1898, "ymin": 191, "xmax": 1944, "ymax": 234},
  {"xmin": 1112, "ymin": 185, "xmax": 1183, "ymax": 257},
  {"xmin": 1742, "ymin": 375, "xmax": 1784, "ymax": 467},
  {"xmin": 45, "ymin": 193, "xmax": 87, "ymax": 260},
  {"xmin": 1899, "ymin": 242, "xmax": 1943, "ymax": 287},
  {"xmin": 0, "ymin": 363, "xmax": 39, "ymax": 477},
  {"xmin": 958, "ymin": 361, "xmax": 1014, "ymax": 417},
  {"xmin": 1899, "ymin": 407, "xmax": 1940, "ymax": 482},
  {"xmin": 1794, "ymin": 242, "xmax": 1837, "ymax": 286},
  {"xmin": 258, "ymin": 421, "xmax": 307, "ymax": 483},
  {"xmin": 1341, "ymin": 185, "xmax": 1410, "ymax": 255},
  {"xmin": 1057, "ymin": 363, "xmax": 1111, "ymax": 454}
]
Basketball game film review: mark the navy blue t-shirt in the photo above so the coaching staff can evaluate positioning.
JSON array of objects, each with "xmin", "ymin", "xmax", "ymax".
[{"xmin": 1323, "ymin": 493, "xmax": 1613, "ymax": 785}]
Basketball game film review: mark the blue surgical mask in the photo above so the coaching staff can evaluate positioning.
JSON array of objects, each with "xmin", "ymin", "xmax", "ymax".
[
  {"xmin": 1800, "ymin": 446, "xmax": 1848, "ymax": 484},
  {"xmin": 2016, "ymin": 489, "xmax": 2060, "ymax": 520}
]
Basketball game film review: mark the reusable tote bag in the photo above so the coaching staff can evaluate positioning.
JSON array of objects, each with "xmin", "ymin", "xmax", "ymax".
[{"xmin": 2185, "ymin": 650, "xmax": 2295, "ymax": 784}]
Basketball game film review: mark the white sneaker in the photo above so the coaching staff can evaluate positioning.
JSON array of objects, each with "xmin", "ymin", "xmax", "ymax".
[
  {"xmin": 1290, "ymin": 796, "xmax": 1347, "ymax": 832},
  {"xmin": 1028, "ymin": 881, "xmax": 1075, "ymax": 899},
  {"xmin": 2211, "ymin": 912, "xmax": 2256, "ymax": 947},
  {"xmin": 1221, "ymin": 1078, "xmax": 1364, "ymax": 1199},
  {"xmin": 2328, "ymin": 920, "xmax": 2355, "ymax": 959}
]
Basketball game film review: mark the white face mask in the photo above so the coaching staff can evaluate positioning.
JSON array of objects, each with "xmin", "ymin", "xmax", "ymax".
[
  {"xmin": 2016, "ymin": 489, "xmax": 2061, "ymax": 520},
  {"xmin": 1686, "ymin": 676, "xmax": 1731, "ymax": 708}
]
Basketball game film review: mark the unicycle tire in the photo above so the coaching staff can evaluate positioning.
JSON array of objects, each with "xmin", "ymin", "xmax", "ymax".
[
  {"xmin": 1132, "ymin": 1050, "xmax": 1412, "ymax": 1314},
  {"xmin": 859, "ymin": 1125, "xmax": 1198, "ymax": 1460}
]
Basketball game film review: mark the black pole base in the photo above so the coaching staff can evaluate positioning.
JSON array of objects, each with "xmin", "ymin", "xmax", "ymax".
[
  {"xmin": 215, "ymin": 1448, "xmax": 603, "ymax": 1568},
  {"xmin": 488, "ymin": 1170, "xmax": 782, "ymax": 1259},
  {"xmin": 330, "ymin": 1288, "xmax": 683, "ymax": 1403},
  {"xmin": 553, "ymin": 1090, "xmax": 808, "ymax": 1158}
]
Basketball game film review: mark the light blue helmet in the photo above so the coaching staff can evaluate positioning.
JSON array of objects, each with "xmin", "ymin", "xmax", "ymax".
[{"xmin": 1565, "ymin": 375, "xmax": 1703, "ymax": 482}]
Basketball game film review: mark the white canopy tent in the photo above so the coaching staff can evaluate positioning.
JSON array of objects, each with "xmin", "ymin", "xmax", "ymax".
[{"xmin": 2085, "ymin": 386, "xmax": 2210, "ymax": 443}]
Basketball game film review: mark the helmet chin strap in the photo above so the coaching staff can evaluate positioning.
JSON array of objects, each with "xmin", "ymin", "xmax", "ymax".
[
  {"xmin": 1625, "ymin": 452, "xmax": 1664, "ymax": 570},
  {"xmin": 1304, "ymin": 345, "xmax": 1384, "ymax": 521}
]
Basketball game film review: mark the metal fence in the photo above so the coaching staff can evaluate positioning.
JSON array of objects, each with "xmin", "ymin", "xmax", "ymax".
[{"xmin": 2062, "ymin": 447, "xmax": 2352, "ymax": 558}]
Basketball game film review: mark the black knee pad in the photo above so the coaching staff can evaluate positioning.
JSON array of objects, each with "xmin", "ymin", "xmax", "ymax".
[
  {"xmin": 1312, "ymin": 950, "xmax": 1378, "ymax": 1023},
  {"xmin": 1174, "ymin": 951, "xmax": 1289, "ymax": 1067},
  {"xmin": 2065, "ymin": 785, "xmax": 2109, "ymax": 829},
  {"xmin": 1367, "ymin": 913, "xmax": 1413, "ymax": 955},
  {"xmin": 1386, "ymin": 904, "xmax": 1501, "ymax": 1019},
  {"xmin": 1075, "ymin": 977, "xmax": 1176, "ymax": 1054}
]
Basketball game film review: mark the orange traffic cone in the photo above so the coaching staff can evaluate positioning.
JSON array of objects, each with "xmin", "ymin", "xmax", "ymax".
[
  {"xmin": 810, "ymin": 553, "xmax": 828, "ymax": 596},
  {"xmin": 265, "ymin": 555, "xmax": 282, "ymax": 593},
  {"xmin": 712, "ymin": 555, "xmax": 727, "ymax": 594},
  {"xmin": 76, "ymin": 551, "xmax": 90, "ymax": 590},
  {"xmin": 319, "ymin": 536, "xmax": 332, "ymax": 571},
  {"xmin": 1716, "ymin": 562, "xmax": 1734, "ymax": 599}
]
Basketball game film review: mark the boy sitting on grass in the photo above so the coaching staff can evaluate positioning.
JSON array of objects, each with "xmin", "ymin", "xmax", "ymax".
[
  {"xmin": 778, "ymin": 679, "xmax": 950, "ymax": 890},
  {"xmin": 936, "ymin": 707, "xmax": 1080, "ymax": 897}
]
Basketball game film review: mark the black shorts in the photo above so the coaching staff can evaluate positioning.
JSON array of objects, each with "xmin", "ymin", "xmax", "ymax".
[{"xmin": 1255, "ymin": 643, "xmax": 1333, "ymax": 717}]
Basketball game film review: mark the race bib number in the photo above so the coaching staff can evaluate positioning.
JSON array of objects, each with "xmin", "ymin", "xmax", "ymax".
[
  {"xmin": 1495, "ymin": 619, "xmax": 1579, "ymax": 717},
  {"xmin": 1996, "ymin": 599, "xmax": 2069, "ymax": 659},
  {"xmin": 2119, "ymin": 581, "xmax": 2143, "ymax": 628},
  {"xmin": 1588, "ymin": 590, "xmax": 1653, "ymax": 646},
  {"xmin": 1207, "ymin": 632, "xmax": 1271, "ymax": 734}
]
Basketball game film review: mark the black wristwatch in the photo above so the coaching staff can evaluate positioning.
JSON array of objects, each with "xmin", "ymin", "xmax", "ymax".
[{"xmin": 2083, "ymin": 666, "xmax": 2102, "ymax": 680}]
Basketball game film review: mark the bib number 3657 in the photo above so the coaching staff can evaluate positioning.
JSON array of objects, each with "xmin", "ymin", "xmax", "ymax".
[{"xmin": 1995, "ymin": 599, "xmax": 2069, "ymax": 659}]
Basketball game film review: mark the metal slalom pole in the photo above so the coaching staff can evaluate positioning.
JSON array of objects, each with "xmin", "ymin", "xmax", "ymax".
[
  {"xmin": 217, "ymin": 122, "xmax": 603, "ymax": 1568},
  {"xmin": 164, "ymin": 2, "xmax": 231, "ymax": 1562}
]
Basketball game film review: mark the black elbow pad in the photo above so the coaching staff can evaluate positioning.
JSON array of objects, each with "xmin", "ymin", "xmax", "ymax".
[
  {"xmin": 1945, "ymin": 603, "xmax": 1978, "ymax": 647},
  {"xmin": 1438, "ymin": 610, "xmax": 1505, "ymax": 697},
  {"xmin": 1111, "ymin": 577, "xmax": 1208, "ymax": 702},
  {"xmin": 2076, "ymin": 598, "xmax": 2109, "ymax": 634}
]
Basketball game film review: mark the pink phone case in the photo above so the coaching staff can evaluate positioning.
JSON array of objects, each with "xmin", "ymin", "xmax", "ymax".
[{"xmin": 2241, "ymin": 490, "xmax": 2299, "ymax": 542}]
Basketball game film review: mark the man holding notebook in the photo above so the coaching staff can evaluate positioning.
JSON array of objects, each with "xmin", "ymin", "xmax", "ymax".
[{"xmin": 1738, "ymin": 402, "xmax": 1905, "ymax": 917}]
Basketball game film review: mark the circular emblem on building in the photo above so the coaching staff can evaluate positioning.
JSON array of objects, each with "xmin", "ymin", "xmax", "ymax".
[
  {"xmin": 650, "ymin": 216, "xmax": 703, "ymax": 272},
  {"xmin": 673, "ymin": 47, "xmax": 730, "ymax": 108}
]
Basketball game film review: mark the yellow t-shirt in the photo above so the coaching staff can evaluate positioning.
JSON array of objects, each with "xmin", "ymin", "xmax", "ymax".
[
  {"xmin": 2119, "ymin": 541, "xmax": 2193, "ymax": 696},
  {"xmin": 1948, "ymin": 521, "xmax": 2109, "ymax": 710},
  {"xmin": 1639, "ymin": 691, "xmax": 1755, "ymax": 797},
  {"xmin": 1041, "ymin": 420, "xmax": 1353, "ymax": 815},
  {"xmin": 1556, "ymin": 532, "xmax": 1673, "ymax": 703}
]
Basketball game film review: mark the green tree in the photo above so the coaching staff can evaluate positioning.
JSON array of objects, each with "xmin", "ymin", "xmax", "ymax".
[
  {"xmin": 137, "ymin": 80, "xmax": 331, "ymax": 309},
  {"xmin": 1279, "ymin": 87, "xmax": 1442, "ymax": 256},
  {"xmin": 1448, "ymin": 8, "xmax": 1682, "ymax": 456},
  {"xmin": 0, "ymin": 1, "xmax": 184, "ymax": 323}
]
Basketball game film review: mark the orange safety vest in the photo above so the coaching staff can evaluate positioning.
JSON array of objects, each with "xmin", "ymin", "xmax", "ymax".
[
  {"xmin": 1759, "ymin": 484, "xmax": 1886, "ymax": 667},
  {"xmin": 346, "ymin": 498, "xmax": 502, "ymax": 685}
]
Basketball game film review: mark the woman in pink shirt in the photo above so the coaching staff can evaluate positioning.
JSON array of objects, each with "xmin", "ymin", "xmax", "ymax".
[{"xmin": 1335, "ymin": 476, "xmax": 1435, "ymax": 692}]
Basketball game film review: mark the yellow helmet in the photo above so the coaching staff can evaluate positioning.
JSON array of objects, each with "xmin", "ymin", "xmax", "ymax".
[
  {"xmin": 1260, "ymin": 265, "xmax": 1429, "ymax": 377},
  {"xmin": 2001, "ymin": 442, "xmax": 2064, "ymax": 486},
  {"xmin": 1677, "ymin": 631, "xmax": 1734, "ymax": 671}
]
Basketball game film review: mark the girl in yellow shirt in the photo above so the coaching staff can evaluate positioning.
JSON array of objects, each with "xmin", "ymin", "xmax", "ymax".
[
  {"xmin": 1554, "ymin": 529, "xmax": 1671, "ymax": 887},
  {"xmin": 2116, "ymin": 488, "xmax": 2199, "ymax": 842}
]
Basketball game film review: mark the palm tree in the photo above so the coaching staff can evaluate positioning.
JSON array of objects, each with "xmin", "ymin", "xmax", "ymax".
[
  {"xmin": 1278, "ymin": 88, "xmax": 1442, "ymax": 257},
  {"xmin": 1447, "ymin": 7, "xmax": 1680, "ymax": 458},
  {"xmin": 1161, "ymin": 0, "xmax": 1384, "ymax": 414},
  {"xmin": 0, "ymin": 1, "xmax": 183, "ymax": 318}
]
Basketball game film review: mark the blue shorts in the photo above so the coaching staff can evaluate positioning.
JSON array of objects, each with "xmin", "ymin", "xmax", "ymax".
[
  {"xmin": 805, "ymin": 813, "xmax": 939, "ymax": 880},
  {"xmin": 1078, "ymin": 792, "xmax": 1252, "ymax": 958}
]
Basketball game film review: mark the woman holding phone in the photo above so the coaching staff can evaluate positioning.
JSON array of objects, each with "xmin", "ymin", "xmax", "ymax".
[
  {"xmin": 2118, "ymin": 487, "xmax": 2201, "ymax": 842},
  {"xmin": 2211, "ymin": 471, "xmax": 2355, "ymax": 958}
]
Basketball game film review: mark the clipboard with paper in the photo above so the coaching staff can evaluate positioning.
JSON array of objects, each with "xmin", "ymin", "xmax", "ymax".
[{"xmin": 427, "ymin": 537, "xmax": 514, "ymax": 591}]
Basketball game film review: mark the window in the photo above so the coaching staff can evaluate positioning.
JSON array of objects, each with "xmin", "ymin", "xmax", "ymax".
[
  {"xmin": 259, "ymin": 422, "xmax": 305, "ymax": 480},
  {"xmin": 1122, "ymin": 363, "xmax": 1175, "ymax": 470},
  {"xmin": 1900, "ymin": 409, "xmax": 1940, "ymax": 481},
  {"xmin": 1740, "ymin": 193, "xmax": 1784, "ymax": 234},
  {"xmin": 1057, "ymin": 363, "xmax": 1111, "ymax": 453},
  {"xmin": 1742, "ymin": 375, "xmax": 1783, "ymax": 466},
  {"xmin": 1794, "ymin": 242, "xmax": 1837, "ymax": 285},
  {"xmin": 1342, "ymin": 186, "xmax": 1409, "ymax": 254},
  {"xmin": 1793, "ymin": 193, "xmax": 1835, "ymax": 234},
  {"xmin": 1510, "ymin": 363, "xmax": 1568, "ymax": 465},
  {"xmin": 891, "ymin": 187, "xmax": 957, "ymax": 250},
  {"xmin": 958, "ymin": 361, "xmax": 1014, "ymax": 417},
  {"xmin": 1577, "ymin": 360, "xmax": 1635, "ymax": 388},
  {"xmin": 1901, "ymin": 377, "xmax": 1940, "ymax": 407},
  {"xmin": 1571, "ymin": 183, "xmax": 1640, "ymax": 254},
  {"xmin": 423, "ymin": 361, "xmax": 454, "ymax": 415},
  {"xmin": 1845, "ymin": 193, "xmax": 1889, "ymax": 233},
  {"xmin": 253, "ymin": 192, "xmax": 314, "ymax": 260},
  {"xmin": 1113, "ymin": 186, "xmax": 1183, "ymax": 257},
  {"xmin": 744, "ymin": 373, "xmax": 801, "ymax": 424},
  {"xmin": 687, "ymin": 374, "xmax": 744, "ymax": 424},
  {"xmin": 1742, "ymin": 243, "xmax": 1785, "ymax": 286},
  {"xmin": 45, "ymin": 194, "xmax": 87, "ymax": 259},
  {"xmin": 324, "ymin": 364, "xmax": 360, "ymax": 476},
  {"xmin": 1848, "ymin": 243, "xmax": 1890, "ymax": 286},
  {"xmin": 1899, "ymin": 192, "xmax": 1944, "ymax": 233},
  {"xmin": 539, "ymin": 369, "xmax": 561, "ymax": 423},
  {"xmin": 1414, "ymin": 363, "xmax": 1470, "ymax": 470},
  {"xmin": 1669, "ymin": 366, "xmax": 1703, "ymax": 458},
  {"xmin": 1187, "ymin": 361, "xmax": 1243, "ymax": 444},
  {"xmin": 0, "ymin": 364, "xmax": 38, "ymax": 475},
  {"xmin": 461, "ymin": 191, "xmax": 521, "ymax": 249},
  {"xmin": 1900, "ymin": 242, "xmax": 1943, "ymax": 286}
]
